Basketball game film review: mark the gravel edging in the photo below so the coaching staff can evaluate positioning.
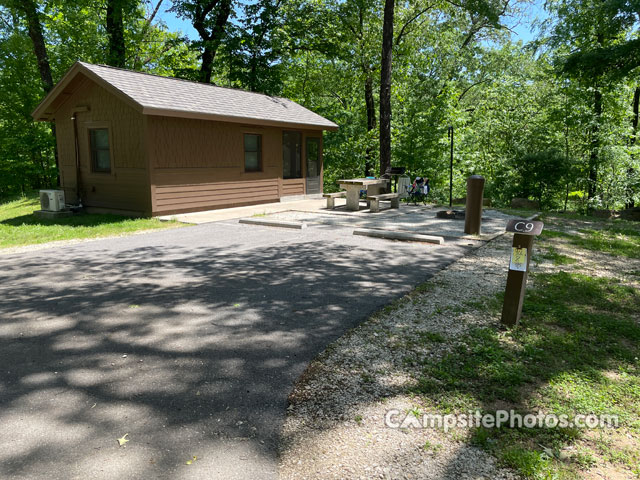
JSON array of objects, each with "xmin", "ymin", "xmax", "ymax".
[
  {"xmin": 279, "ymin": 232, "xmax": 521, "ymax": 480},
  {"xmin": 279, "ymin": 215, "xmax": 640, "ymax": 480}
]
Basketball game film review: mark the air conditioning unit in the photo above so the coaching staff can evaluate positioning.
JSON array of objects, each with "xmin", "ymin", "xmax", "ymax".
[{"xmin": 39, "ymin": 189, "xmax": 66, "ymax": 212}]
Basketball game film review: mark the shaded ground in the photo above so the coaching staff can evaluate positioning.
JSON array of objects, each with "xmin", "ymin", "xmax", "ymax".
[{"xmin": 0, "ymin": 210, "xmax": 493, "ymax": 480}]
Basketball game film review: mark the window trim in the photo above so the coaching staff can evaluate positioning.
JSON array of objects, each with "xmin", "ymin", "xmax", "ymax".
[
  {"xmin": 243, "ymin": 133, "xmax": 263, "ymax": 173},
  {"xmin": 88, "ymin": 127, "xmax": 112, "ymax": 174}
]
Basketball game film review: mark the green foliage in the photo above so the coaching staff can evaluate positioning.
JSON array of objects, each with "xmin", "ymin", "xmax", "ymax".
[
  {"xmin": 0, "ymin": 17, "xmax": 56, "ymax": 196},
  {"xmin": 500, "ymin": 447, "xmax": 554, "ymax": 479},
  {"xmin": 219, "ymin": 0, "xmax": 288, "ymax": 94},
  {"xmin": 0, "ymin": 0, "xmax": 199, "ymax": 199},
  {"xmin": 549, "ymin": 0, "xmax": 640, "ymax": 81},
  {"xmin": 1, "ymin": 0, "xmax": 639, "ymax": 211},
  {"xmin": 509, "ymin": 150, "xmax": 574, "ymax": 209}
]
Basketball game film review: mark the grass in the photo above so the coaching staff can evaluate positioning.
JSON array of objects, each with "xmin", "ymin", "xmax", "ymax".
[
  {"xmin": 573, "ymin": 228, "xmax": 640, "ymax": 259},
  {"xmin": 539, "ymin": 245, "xmax": 577, "ymax": 265},
  {"xmin": 539, "ymin": 224, "xmax": 640, "ymax": 259},
  {"xmin": 0, "ymin": 194, "xmax": 183, "ymax": 248},
  {"xmin": 407, "ymin": 218, "xmax": 640, "ymax": 479},
  {"xmin": 422, "ymin": 440, "xmax": 443, "ymax": 453}
]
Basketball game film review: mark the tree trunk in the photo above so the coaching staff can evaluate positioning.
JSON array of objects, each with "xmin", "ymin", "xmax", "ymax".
[
  {"xmin": 133, "ymin": 0, "xmax": 164, "ymax": 69},
  {"xmin": 22, "ymin": 0, "xmax": 53, "ymax": 92},
  {"xmin": 632, "ymin": 86, "xmax": 639, "ymax": 144},
  {"xmin": 21, "ymin": 0, "xmax": 59, "ymax": 186},
  {"xmin": 195, "ymin": 0, "xmax": 233, "ymax": 84},
  {"xmin": 364, "ymin": 74, "xmax": 376, "ymax": 177},
  {"xmin": 588, "ymin": 89, "xmax": 602, "ymax": 200},
  {"xmin": 199, "ymin": 47, "xmax": 215, "ymax": 83},
  {"xmin": 379, "ymin": 0, "xmax": 394, "ymax": 177},
  {"xmin": 627, "ymin": 86, "xmax": 640, "ymax": 208},
  {"xmin": 106, "ymin": 0, "xmax": 126, "ymax": 67}
]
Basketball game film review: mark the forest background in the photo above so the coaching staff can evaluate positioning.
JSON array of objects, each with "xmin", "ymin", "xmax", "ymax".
[{"xmin": 1, "ymin": 0, "xmax": 639, "ymax": 212}]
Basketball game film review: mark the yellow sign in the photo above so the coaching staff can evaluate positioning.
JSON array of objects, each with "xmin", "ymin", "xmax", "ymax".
[{"xmin": 510, "ymin": 247, "xmax": 527, "ymax": 272}]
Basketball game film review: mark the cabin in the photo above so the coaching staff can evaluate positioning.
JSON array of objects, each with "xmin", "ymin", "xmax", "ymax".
[{"xmin": 32, "ymin": 61, "xmax": 338, "ymax": 216}]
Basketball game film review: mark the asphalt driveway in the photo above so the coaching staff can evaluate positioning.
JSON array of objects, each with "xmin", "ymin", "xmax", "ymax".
[{"xmin": 0, "ymin": 219, "xmax": 481, "ymax": 479}]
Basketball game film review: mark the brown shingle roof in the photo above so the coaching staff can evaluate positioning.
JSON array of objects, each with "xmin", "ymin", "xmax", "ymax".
[{"xmin": 33, "ymin": 62, "xmax": 338, "ymax": 130}]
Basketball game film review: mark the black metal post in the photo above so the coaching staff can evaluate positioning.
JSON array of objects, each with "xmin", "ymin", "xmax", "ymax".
[{"xmin": 448, "ymin": 126, "xmax": 454, "ymax": 207}]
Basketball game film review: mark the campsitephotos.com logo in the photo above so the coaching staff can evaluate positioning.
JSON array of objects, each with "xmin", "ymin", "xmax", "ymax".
[{"xmin": 384, "ymin": 409, "xmax": 619, "ymax": 432}]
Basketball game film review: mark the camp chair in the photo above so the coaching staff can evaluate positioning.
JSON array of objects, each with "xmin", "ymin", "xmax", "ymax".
[{"xmin": 406, "ymin": 177, "xmax": 429, "ymax": 205}]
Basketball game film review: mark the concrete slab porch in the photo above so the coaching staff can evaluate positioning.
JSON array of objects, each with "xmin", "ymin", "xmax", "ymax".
[{"xmin": 156, "ymin": 198, "xmax": 332, "ymax": 224}]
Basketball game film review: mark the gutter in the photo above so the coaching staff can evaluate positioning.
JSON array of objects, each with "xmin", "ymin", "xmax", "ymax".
[{"xmin": 71, "ymin": 106, "xmax": 89, "ymax": 207}]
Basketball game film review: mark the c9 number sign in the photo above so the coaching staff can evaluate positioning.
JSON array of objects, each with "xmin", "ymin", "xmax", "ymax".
[{"xmin": 505, "ymin": 219, "xmax": 544, "ymax": 236}]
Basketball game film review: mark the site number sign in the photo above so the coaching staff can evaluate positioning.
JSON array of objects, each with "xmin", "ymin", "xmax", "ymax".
[
  {"xmin": 501, "ymin": 217, "xmax": 543, "ymax": 327},
  {"xmin": 505, "ymin": 219, "xmax": 544, "ymax": 236}
]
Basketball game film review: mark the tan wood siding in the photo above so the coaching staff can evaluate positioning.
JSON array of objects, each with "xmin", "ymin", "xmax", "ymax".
[
  {"xmin": 148, "ymin": 116, "xmax": 286, "ymax": 214},
  {"xmin": 52, "ymin": 76, "xmax": 150, "ymax": 215},
  {"xmin": 150, "ymin": 117, "xmax": 239, "ymax": 168},
  {"xmin": 155, "ymin": 179, "xmax": 279, "ymax": 208},
  {"xmin": 282, "ymin": 178, "xmax": 305, "ymax": 196},
  {"xmin": 148, "ymin": 116, "xmax": 282, "ymax": 171}
]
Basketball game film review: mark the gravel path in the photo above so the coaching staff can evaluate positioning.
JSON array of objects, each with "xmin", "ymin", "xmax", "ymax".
[
  {"xmin": 280, "ymin": 232, "xmax": 520, "ymax": 480},
  {"xmin": 279, "ymin": 216, "xmax": 640, "ymax": 480}
]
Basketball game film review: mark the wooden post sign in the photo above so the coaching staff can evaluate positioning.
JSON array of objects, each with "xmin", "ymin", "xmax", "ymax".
[{"xmin": 501, "ymin": 219, "xmax": 544, "ymax": 327}]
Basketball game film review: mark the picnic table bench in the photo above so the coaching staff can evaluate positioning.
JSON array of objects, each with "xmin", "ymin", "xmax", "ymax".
[
  {"xmin": 368, "ymin": 192, "xmax": 400, "ymax": 213},
  {"xmin": 338, "ymin": 178, "xmax": 390, "ymax": 211},
  {"xmin": 323, "ymin": 191, "xmax": 346, "ymax": 209}
]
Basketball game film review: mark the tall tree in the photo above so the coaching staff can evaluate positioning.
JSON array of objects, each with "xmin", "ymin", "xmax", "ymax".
[
  {"xmin": 106, "ymin": 0, "xmax": 126, "ymax": 67},
  {"xmin": 226, "ymin": 0, "xmax": 284, "ymax": 93},
  {"xmin": 379, "ymin": 0, "xmax": 507, "ymax": 176},
  {"xmin": 627, "ymin": 86, "xmax": 640, "ymax": 207},
  {"xmin": 15, "ymin": 0, "xmax": 53, "ymax": 92},
  {"xmin": 336, "ymin": 0, "xmax": 381, "ymax": 176},
  {"xmin": 0, "ymin": 3, "xmax": 58, "ymax": 193},
  {"xmin": 5, "ymin": 0, "xmax": 58, "ymax": 184},
  {"xmin": 171, "ymin": 0, "xmax": 234, "ymax": 83},
  {"xmin": 550, "ymin": 0, "xmax": 640, "ymax": 199},
  {"xmin": 130, "ymin": 0, "xmax": 199, "ymax": 74},
  {"xmin": 379, "ymin": 0, "xmax": 394, "ymax": 176}
]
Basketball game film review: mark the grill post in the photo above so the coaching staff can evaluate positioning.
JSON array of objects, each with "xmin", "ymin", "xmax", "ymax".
[{"xmin": 464, "ymin": 175, "xmax": 485, "ymax": 235}]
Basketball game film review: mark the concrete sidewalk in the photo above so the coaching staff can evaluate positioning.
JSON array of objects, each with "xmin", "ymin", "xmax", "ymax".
[
  {"xmin": 156, "ymin": 198, "xmax": 331, "ymax": 224},
  {"xmin": 157, "ymin": 198, "xmax": 509, "ymax": 243}
]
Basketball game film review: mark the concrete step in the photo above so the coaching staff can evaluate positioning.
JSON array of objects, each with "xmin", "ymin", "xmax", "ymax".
[
  {"xmin": 239, "ymin": 217, "xmax": 307, "ymax": 229},
  {"xmin": 353, "ymin": 228, "xmax": 444, "ymax": 244}
]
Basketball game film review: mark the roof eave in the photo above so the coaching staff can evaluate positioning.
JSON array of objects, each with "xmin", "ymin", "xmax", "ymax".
[
  {"xmin": 31, "ymin": 62, "xmax": 83, "ymax": 121},
  {"xmin": 142, "ymin": 106, "xmax": 339, "ymax": 131},
  {"xmin": 31, "ymin": 61, "xmax": 144, "ymax": 121}
]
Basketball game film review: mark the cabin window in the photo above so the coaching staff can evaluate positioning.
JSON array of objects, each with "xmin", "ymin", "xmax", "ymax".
[
  {"xmin": 89, "ymin": 128, "xmax": 111, "ymax": 173},
  {"xmin": 282, "ymin": 131, "xmax": 302, "ymax": 179},
  {"xmin": 244, "ymin": 134, "xmax": 262, "ymax": 172}
]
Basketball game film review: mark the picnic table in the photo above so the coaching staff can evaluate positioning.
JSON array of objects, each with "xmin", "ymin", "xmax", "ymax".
[{"xmin": 338, "ymin": 178, "xmax": 390, "ymax": 211}]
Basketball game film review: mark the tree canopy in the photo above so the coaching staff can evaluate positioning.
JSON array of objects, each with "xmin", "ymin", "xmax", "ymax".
[{"xmin": 0, "ymin": 0, "xmax": 638, "ymax": 210}]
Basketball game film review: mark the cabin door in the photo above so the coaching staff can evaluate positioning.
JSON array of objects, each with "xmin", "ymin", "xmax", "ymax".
[{"xmin": 305, "ymin": 137, "xmax": 321, "ymax": 194}]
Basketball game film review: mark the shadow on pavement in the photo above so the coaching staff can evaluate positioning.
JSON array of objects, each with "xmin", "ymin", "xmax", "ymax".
[{"xmin": 0, "ymin": 224, "xmax": 470, "ymax": 479}]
